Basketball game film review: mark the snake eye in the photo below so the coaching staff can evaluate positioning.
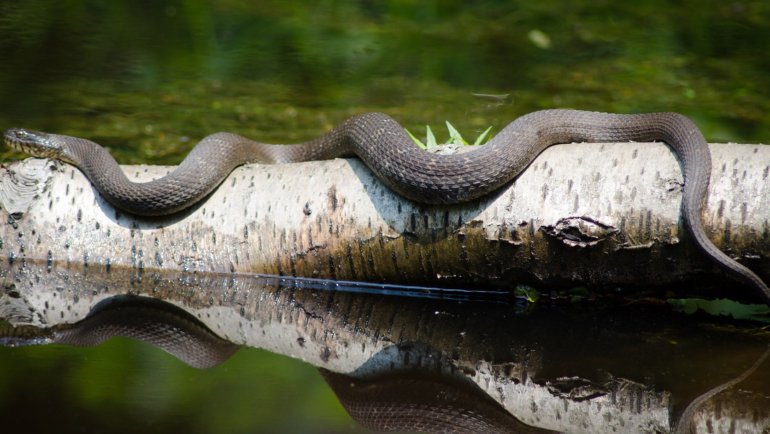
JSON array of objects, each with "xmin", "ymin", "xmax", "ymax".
[{"xmin": 6, "ymin": 128, "xmax": 34, "ymax": 142}]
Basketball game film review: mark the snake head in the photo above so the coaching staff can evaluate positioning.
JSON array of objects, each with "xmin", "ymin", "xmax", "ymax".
[{"xmin": 3, "ymin": 128, "xmax": 69, "ymax": 161}]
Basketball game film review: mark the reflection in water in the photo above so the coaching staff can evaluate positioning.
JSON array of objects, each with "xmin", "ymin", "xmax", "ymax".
[
  {"xmin": 246, "ymin": 274, "xmax": 516, "ymax": 304},
  {"xmin": 318, "ymin": 340, "xmax": 559, "ymax": 433},
  {"xmin": 2, "ymin": 263, "xmax": 769, "ymax": 433},
  {"xmin": 9, "ymin": 296, "xmax": 239, "ymax": 369},
  {"xmin": 674, "ymin": 345, "xmax": 770, "ymax": 434},
  {"xmin": 321, "ymin": 364, "xmax": 555, "ymax": 433}
]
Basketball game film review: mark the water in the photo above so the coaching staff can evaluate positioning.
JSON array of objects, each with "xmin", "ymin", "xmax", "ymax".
[
  {"xmin": 1, "ymin": 262, "xmax": 769, "ymax": 432},
  {"xmin": 1, "ymin": 1, "xmax": 769, "ymax": 433}
]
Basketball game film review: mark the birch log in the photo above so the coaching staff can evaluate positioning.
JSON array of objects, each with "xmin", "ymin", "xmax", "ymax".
[{"xmin": 1, "ymin": 141, "xmax": 769, "ymax": 299}]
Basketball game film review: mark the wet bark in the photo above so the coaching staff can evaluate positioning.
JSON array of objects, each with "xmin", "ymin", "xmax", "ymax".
[{"xmin": 1, "ymin": 141, "xmax": 769, "ymax": 299}]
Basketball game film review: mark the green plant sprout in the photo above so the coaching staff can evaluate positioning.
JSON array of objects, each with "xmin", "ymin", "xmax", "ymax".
[{"xmin": 406, "ymin": 122, "xmax": 493, "ymax": 149}]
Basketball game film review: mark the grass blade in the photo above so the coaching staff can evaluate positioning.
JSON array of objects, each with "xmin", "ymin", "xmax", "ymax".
[
  {"xmin": 426, "ymin": 125, "xmax": 437, "ymax": 148},
  {"xmin": 473, "ymin": 126, "xmax": 493, "ymax": 146},
  {"xmin": 405, "ymin": 128, "xmax": 426, "ymax": 149},
  {"xmin": 445, "ymin": 121, "xmax": 467, "ymax": 145}
]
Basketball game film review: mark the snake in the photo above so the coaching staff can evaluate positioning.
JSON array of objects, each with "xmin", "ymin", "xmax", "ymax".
[{"xmin": 3, "ymin": 109, "xmax": 769, "ymax": 302}]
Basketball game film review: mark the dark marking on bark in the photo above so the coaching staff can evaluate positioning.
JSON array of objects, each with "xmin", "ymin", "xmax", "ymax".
[
  {"xmin": 345, "ymin": 242, "xmax": 356, "ymax": 280},
  {"xmin": 415, "ymin": 249, "xmax": 426, "ymax": 276},
  {"xmin": 391, "ymin": 249, "xmax": 399, "ymax": 274},
  {"xmin": 401, "ymin": 236, "xmax": 410, "ymax": 260},
  {"xmin": 618, "ymin": 216, "xmax": 627, "ymax": 242},
  {"xmin": 541, "ymin": 216, "xmax": 619, "ymax": 248},
  {"xmin": 724, "ymin": 219, "xmax": 732, "ymax": 244},
  {"xmin": 327, "ymin": 186, "xmax": 338, "ymax": 212},
  {"xmin": 320, "ymin": 346, "xmax": 332, "ymax": 362},
  {"xmin": 327, "ymin": 255, "xmax": 337, "ymax": 279},
  {"xmin": 717, "ymin": 200, "xmax": 725, "ymax": 219}
]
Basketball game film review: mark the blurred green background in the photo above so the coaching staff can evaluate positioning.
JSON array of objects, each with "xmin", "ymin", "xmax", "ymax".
[
  {"xmin": 1, "ymin": 0, "xmax": 769, "ymax": 164},
  {"xmin": 1, "ymin": 0, "xmax": 769, "ymax": 432}
]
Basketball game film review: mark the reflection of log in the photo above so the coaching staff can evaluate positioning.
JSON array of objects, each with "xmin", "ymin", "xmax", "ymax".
[
  {"xmin": 2, "ymin": 262, "xmax": 768, "ymax": 433},
  {"xmin": 1, "ymin": 141, "xmax": 769, "ymax": 299}
]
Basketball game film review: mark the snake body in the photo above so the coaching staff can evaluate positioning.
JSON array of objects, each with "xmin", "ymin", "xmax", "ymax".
[{"xmin": 3, "ymin": 109, "xmax": 768, "ymax": 301}]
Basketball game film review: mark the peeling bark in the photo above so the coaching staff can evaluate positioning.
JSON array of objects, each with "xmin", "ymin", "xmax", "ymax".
[{"xmin": 1, "ymin": 142, "xmax": 769, "ymax": 298}]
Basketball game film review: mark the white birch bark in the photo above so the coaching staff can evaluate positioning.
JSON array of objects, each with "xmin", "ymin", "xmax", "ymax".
[{"xmin": 1, "ymin": 141, "xmax": 768, "ymax": 297}]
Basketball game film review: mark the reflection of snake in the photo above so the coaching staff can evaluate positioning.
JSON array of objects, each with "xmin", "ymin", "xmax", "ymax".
[
  {"xmin": 320, "ymin": 369, "xmax": 556, "ymax": 433},
  {"xmin": 52, "ymin": 296, "xmax": 240, "ymax": 369},
  {"xmin": 42, "ymin": 296, "xmax": 554, "ymax": 433},
  {"xmin": 674, "ymin": 345, "xmax": 770, "ymax": 433},
  {"xmin": 3, "ymin": 110, "xmax": 768, "ymax": 301},
  {"xmin": 7, "ymin": 295, "xmax": 767, "ymax": 433}
]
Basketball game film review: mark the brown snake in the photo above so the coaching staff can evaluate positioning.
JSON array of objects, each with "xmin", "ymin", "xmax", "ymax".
[{"xmin": 3, "ymin": 109, "xmax": 768, "ymax": 302}]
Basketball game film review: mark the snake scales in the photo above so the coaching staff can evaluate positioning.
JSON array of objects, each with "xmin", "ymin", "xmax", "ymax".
[{"xmin": 3, "ymin": 109, "xmax": 769, "ymax": 302}]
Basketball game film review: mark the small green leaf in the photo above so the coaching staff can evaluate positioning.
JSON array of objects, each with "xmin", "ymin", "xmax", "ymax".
[
  {"xmin": 445, "ymin": 121, "xmax": 467, "ymax": 145},
  {"xmin": 473, "ymin": 126, "xmax": 493, "ymax": 146},
  {"xmin": 514, "ymin": 284, "xmax": 540, "ymax": 303},
  {"xmin": 426, "ymin": 125, "xmax": 437, "ymax": 148},
  {"xmin": 405, "ymin": 128, "xmax": 426, "ymax": 149}
]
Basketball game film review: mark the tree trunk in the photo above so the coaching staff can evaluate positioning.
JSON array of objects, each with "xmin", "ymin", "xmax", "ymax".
[{"xmin": 1, "ymin": 141, "xmax": 769, "ymax": 298}]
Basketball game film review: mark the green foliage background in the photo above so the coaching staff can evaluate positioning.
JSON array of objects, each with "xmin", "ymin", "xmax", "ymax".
[
  {"xmin": 0, "ymin": 0, "xmax": 768, "ymax": 432},
  {"xmin": 1, "ymin": 0, "xmax": 769, "ymax": 164}
]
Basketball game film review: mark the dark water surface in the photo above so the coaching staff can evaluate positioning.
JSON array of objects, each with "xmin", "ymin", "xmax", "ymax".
[{"xmin": 1, "ymin": 1, "xmax": 770, "ymax": 433}]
